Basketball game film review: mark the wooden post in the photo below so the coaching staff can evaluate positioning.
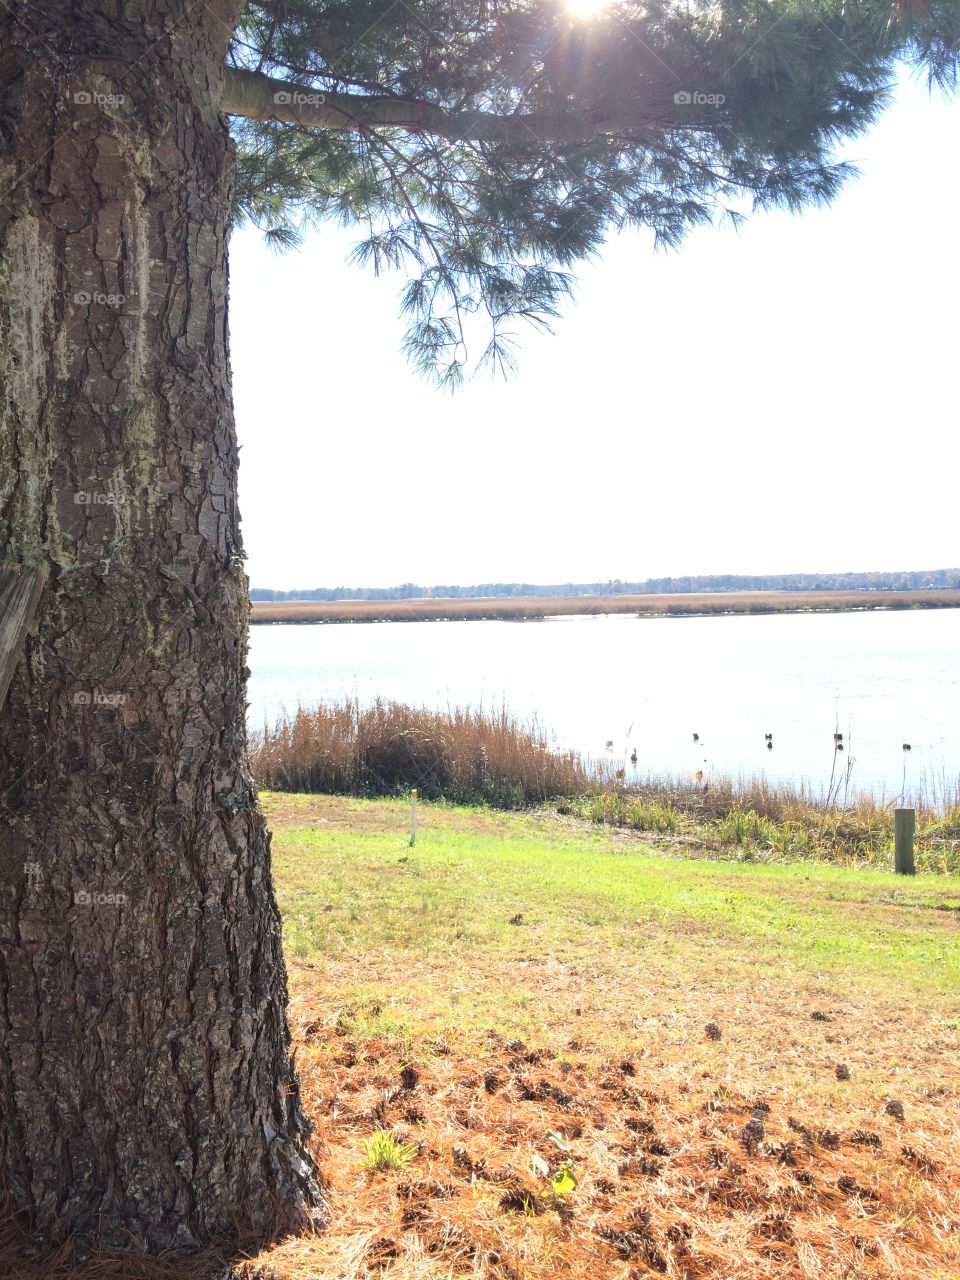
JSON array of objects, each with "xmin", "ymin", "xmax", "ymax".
[
  {"xmin": 894, "ymin": 807, "xmax": 916, "ymax": 875},
  {"xmin": 410, "ymin": 788, "xmax": 417, "ymax": 847},
  {"xmin": 0, "ymin": 563, "xmax": 46, "ymax": 710}
]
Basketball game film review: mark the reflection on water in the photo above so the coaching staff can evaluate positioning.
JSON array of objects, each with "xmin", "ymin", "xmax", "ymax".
[{"xmin": 247, "ymin": 608, "xmax": 960, "ymax": 801}]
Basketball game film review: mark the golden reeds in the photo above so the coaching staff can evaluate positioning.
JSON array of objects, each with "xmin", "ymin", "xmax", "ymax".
[
  {"xmin": 250, "ymin": 589, "xmax": 960, "ymax": 625},
  {"xmin": 251, "ymin": 699, "xmax": 960, "ymax": 870},
  {"xmin": 251, "ymin": 698, "xmax": 592, "ymax": 806}
]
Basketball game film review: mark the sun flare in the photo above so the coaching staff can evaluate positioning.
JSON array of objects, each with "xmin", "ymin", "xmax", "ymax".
[{"xmin": 566, "ymin": 0, "xmax": 613, "ymax": 19}]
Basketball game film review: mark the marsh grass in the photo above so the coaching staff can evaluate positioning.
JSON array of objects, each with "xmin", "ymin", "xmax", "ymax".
[
  {"xmin": 252, "ymin": 699, "xmax": 960, "ymax": 871},
  {"xmin": 564, "ymin": 778, "xmax": 960, "ymax": 873},
  {"xmin": 251, "ymin": 588, "xmax": 960, "ymax": 624},
  {"xmin": 251, "ymin": 697, "xmax": 593, "ymax": 807}
]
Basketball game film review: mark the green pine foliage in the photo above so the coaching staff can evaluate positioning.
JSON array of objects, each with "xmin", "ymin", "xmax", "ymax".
[{"xmin": 227, "ymin": 0, "xmax": 958, "ymax": 380}]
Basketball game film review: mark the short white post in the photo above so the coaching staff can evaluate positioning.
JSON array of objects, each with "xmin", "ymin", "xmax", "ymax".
[{"xmin": 410, "ymin": 788, "xmax": 417, "ymax": 847}]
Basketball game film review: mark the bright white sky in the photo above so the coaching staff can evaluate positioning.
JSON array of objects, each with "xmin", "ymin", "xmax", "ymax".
[{"xmin": 229, "ymin": 74, "xmax": 959, "ymax": 592}]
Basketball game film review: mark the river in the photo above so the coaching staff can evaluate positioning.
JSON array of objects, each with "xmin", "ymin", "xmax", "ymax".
[{"xmin": 247, "ymin": 607, "xmax": 960, "ymax": 801}]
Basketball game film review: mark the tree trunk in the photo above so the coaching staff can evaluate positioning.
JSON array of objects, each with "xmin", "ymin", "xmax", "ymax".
[{"xmin": 0, "ymin": 0, "xmax": 322, "ymax": 1253}]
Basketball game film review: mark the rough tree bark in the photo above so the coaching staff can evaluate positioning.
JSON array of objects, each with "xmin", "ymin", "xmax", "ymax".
[{"xmin": 0, "ymin": 0, "xmax": 322, "ymax": 1252}]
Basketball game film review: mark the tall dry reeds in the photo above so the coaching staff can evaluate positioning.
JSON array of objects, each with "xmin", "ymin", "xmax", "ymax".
[
  {"xmin": 250, "ymin": 698, "xmax": 593, "ymax": 807},
  {"xmin": 251, "ymin": 589, "xmax": 960, "ymax": 625},
  {"xmin": 251, "ymin": 699, "xmax": 960, "ymax": 870}
]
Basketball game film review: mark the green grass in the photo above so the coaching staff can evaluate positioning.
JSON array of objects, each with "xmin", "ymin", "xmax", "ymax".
[
  {"xmin": 272, "ymin": 795, "xmax": 960, "ymax": 1009},
  {"xmin": 253, "ymin": 699, "xmax": 960, "ymax": 871},
  {"xmin": 359, "ymin": 1131, "xmax": 419, "ymax": 1172},
  {"xmin": 566, "ymin": 790, "xmax": 960, "ymax": 873}
]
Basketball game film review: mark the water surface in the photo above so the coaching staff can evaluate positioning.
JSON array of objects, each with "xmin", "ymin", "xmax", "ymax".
[{"xmin": 247, "ymin": 608, "xmax": 960, "ymax": 800}]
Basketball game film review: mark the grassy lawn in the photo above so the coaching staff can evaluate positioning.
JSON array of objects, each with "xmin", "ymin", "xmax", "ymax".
[
  {"xmin": 239, "ymin": 793, "xmax": 960, "ymax": 1280},
  {"xmin": 34, "ymin": 794, "xmax": 955, "ymax": 1280},
  {"xmin": 270, "ymin": 793, "xmax": 960, "ymax": 1037}
]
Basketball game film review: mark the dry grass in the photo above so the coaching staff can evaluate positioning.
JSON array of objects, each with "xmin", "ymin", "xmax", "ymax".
[
  {"xmin": 274, "ymin": 999, "xmax": 960, "ymax": 1280},
  {"xmin": 3, "ymin": 796, "xmax": 958, "ymax": 1279},
  {"xmin": 566, "ymin": 781, "xmax": 960, "ymax": 874},
  {"xmin": 251, "ymin": 700, "xmax": 960, "ymax": 871},
  {"xmin": 214, "ymin": 797, "xmax": 960, "ymax": 1280},
  {"xmin": 250, "ymin": 590, "xmax": 960, "ymax": 625},
  {"xmin": 251, "ymin": 699, "xmax": 593, "ymax": 807}
]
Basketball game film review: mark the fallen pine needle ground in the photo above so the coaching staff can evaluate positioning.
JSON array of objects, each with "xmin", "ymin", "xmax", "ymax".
[{"xmin": 1, "ymin": 795, "xmax": 957, "ymax": 1279}]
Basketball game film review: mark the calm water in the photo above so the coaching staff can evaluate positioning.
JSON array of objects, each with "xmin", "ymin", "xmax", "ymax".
[{"xmin": 247, "ymin": 608, "xmax": 960, "ymax": 800}]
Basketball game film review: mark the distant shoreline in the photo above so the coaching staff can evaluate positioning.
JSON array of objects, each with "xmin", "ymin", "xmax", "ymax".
[{"xmin": 250, "ymin": 589, "xmax": 960, "ymax": 624}]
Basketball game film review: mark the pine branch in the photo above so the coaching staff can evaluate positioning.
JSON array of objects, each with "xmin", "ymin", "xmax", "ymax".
[{"xmin": 223, "ymin": 65, "xmax": 683, "ymax": 142}]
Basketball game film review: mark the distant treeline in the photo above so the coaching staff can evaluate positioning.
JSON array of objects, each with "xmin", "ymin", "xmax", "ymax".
[{"xmin": 251, "ymin": 567, "xmax": 960, "ymax": 602}]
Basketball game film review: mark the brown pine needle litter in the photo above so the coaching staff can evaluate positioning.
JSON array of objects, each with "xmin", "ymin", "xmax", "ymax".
[
  {"xmin": 1, "ymin": 796, "xmax": 957, "ymax": 1279},
  {"xmin": 275, "ymin": 1000, "xmax": 960, "ymax": 1280}
]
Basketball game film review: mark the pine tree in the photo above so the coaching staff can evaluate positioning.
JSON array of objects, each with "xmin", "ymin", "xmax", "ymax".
[
  {"xmin": 0, "ymin": 0, "xmax": 956, "ymax": 1256},
  {"xmin": 225, "ymin": 0, "xmax": 958, "ymax": 383}
]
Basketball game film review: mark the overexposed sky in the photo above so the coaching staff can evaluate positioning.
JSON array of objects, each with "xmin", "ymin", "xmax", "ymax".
[{"xmin": 229, "ymin": 74, "xmax": 959, "ymax": 592}]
